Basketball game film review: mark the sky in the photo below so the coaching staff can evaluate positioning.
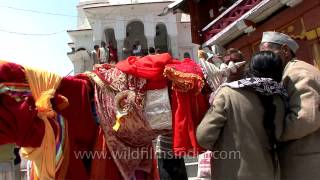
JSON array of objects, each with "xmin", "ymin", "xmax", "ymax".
[{"xmin": 0, "ymin": 0, "xmax": 79, "ymax": 76}]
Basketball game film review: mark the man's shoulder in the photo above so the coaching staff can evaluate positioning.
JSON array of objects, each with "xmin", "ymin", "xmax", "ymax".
[
  {"xmin": 287, "ymin": 59, "xmax": 317, "ymax": 70},
  {"xmin": 217, "ymin": 86, "xmax": 251, "ymax": 100},
  {"xmin": 284, "ymin": 60, "xmax": 320, "ymax": 76},
  {"xmin": 283, "ymin": 59, "xmax": 320, "ymax": 85}
]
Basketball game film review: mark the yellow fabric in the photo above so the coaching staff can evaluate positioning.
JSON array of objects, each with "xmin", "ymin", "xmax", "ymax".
[
  {"xmin": 0, "ymin": 60, "xmax": 7, "ymax": 65},
  {"xmin": 113, "ymin": 112, "xmax": 125, "ymax": 131},
  {"xmin": 20, "ymin": 66, "xmax": 62, "ymax": 180}
]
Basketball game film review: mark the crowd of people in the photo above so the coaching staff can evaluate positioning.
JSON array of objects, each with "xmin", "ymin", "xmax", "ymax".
[
  {"xmin": 196, "ymin": 31, "xmax": 320, "ymax": 180},
  {"xmin": 90, "ymin": 40, "xmax": 162, "ymax": 66},
  {"xmin": 90, "ymin": 41, "xmax": 119, "ymax": 65},
  {"xmin": 0, "ymin": 31, "xmax": 320, "ymax": 180}
]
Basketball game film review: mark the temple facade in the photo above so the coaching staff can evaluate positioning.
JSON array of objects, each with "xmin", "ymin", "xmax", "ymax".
[{"xmin": 67, "ymin": 0, "xmax": 198, "ymax": 74}]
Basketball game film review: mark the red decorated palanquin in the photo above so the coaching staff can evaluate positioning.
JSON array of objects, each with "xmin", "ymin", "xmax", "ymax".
[{"xmin": 166, "ymin": 0, "xmax": 320, "ymax": 66}]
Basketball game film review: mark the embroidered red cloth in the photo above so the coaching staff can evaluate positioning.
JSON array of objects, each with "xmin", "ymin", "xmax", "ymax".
[
  {"xmin": 164, "ymin": 58, "xmax": 205, "ymax": 94},
  {"xmin": 88, "ymin": 65, "xmax": 159, "ymax": 179}
]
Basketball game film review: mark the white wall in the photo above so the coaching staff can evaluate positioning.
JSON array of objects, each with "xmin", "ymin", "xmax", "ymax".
[
  {"xmin": 77, "ymin": 8, "xmax": 91, "ymax": 29},
  {"xmin": 74, "ymin": 34, "xmax": 94, "ymax": 51},
  {"xmin": 176, "ymin": 13, "xmax": 198, "ymax": 61}
]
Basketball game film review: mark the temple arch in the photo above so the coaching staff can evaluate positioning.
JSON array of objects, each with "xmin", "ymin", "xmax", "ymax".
[
  {"xmin": 154, "ymin": 23, "xmax": 169, "ymax": 53},
  {"xmin": 123, "ymin": 20, "xmax": 148, "ymax": 57}
]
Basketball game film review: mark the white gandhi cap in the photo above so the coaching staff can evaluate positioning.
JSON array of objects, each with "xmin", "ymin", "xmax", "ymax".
[{"xmin": 261, "ymin": 31, "xmax": 299, "ymax": 53}]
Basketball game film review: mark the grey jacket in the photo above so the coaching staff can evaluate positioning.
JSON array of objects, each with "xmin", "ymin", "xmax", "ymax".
[
  {"xmin": 278, "ymin": 60, "xmax": 320, "ymax": 180},
  {"xmin": 197, "ymin": 87, "xmax": 285, "ymax": 180}
]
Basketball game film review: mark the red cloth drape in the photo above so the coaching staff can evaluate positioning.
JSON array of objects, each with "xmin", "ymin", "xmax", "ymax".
[
  {"xmin": 164, "ymin": 58, "xmax": 209, "ymax": 156},
  {"xmin": 0, "ymin": 94, "xmax": 45, "ymax": 147},
  {"xmin": 0, "ymin": 62, "xmax": 98, "ymax": 180},
  {"xmin": 171, "ymin": 91, "xmax": 209, "ymax": 156},
  {"xmin": 56, "ymin": 75, "xmax": 97, "ymax": 154},
  {"xmin": 116, "ymin": 53, "xmax": 173, "ymax": 90},
  {"xmin": 55, "ymin": 76, "xmax": 98, "ymax": 180},
  {"xmin": 0, "ymin": 62, "xmax": 44, "ymax": 147},
  {"xmin": 0, "ymin": 61, "xmax": 26, "ymax": 83},
  {"xmin": 90, "ymin": 127, "xmax": 123, "ymax": 180}
]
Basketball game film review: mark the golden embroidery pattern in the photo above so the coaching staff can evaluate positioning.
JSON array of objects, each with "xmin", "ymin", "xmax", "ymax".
[{"xmin": 163, "ymin": 66, "xmax": 204, "ymax": 94}]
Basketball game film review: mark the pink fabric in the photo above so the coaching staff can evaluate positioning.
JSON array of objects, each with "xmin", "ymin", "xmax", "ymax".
[
  {"xmin": 90, "ymin": 127, "xmax": 160, "ymax": 180},
  {"xmin": 92, "ymin": 66, "xmax": 158, "ymax": 179}
]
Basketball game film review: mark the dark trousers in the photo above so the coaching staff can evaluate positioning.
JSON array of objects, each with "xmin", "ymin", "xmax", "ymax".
[{"xmin": 157, "ymin": 158, "xmax": 188, "ymax": 180}]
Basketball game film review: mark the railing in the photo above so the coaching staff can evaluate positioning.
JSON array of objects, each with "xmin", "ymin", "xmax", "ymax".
[{"xmin": 202, "ymin": 0, "xmax": 263, "ymax": 42}]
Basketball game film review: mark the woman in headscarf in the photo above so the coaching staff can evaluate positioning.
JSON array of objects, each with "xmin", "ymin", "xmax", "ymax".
[{"xmin": 196, "ymin": 51, "xmax": 287, "ymax": 180}]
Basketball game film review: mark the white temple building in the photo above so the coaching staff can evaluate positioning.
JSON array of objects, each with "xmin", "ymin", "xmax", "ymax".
[{"xmin": 67, "ymin": 0, "xmax": 198, "ymax": 74}]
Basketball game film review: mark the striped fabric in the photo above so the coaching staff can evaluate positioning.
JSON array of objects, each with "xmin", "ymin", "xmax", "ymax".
[{"xmin": 0, "ymin": 82, "xmax": 31, "ymax": 102}]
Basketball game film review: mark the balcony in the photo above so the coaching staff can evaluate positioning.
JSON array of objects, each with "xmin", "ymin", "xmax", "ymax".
[
  {"xmin": 201, "ymin": 0, "xmax": 299, "ymax": 46},
  {"xmin": 202, "ymin": 0, "xmax": 262, "ymax": 43}
]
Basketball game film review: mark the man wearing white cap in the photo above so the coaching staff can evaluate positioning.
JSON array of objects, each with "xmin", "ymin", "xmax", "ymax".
[{"xmin": 260, "ymin": 31, "xmax": 320, "ymax": 180}]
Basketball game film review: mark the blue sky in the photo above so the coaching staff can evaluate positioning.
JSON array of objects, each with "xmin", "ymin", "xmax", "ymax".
[{"xmin": 0, "ymin": 0, "xmax": 78, "ymax": 75}]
